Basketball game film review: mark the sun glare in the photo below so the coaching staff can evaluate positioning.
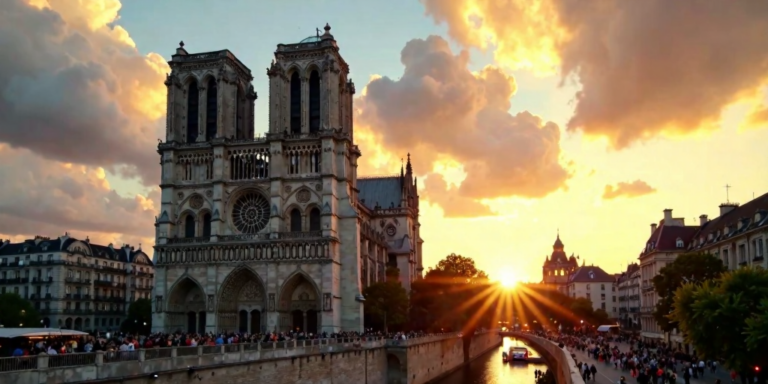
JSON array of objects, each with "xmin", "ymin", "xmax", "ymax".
[{"xmin": 497, "ymin": 269, "xmax": 521, "ymax": 289}]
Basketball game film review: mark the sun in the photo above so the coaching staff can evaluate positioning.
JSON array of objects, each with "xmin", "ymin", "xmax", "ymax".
[{"xmin": 497, "ymin": 269, "xmax": 521, "ymax": 289}]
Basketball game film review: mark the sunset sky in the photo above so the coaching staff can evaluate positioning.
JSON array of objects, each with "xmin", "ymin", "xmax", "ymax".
[{"xmin": 1, "ymin": 0, "xmax": 767, "ymax": 284}]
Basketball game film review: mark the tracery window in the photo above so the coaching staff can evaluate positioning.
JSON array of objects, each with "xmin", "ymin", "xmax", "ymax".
[
  {"xmin": 290, "ymin": 72, "xmax": 301, "ymax": 134},
  {"xmin": 205, "ymin": 78, "xmax": 217, "ymax": 140},
  {"xmin": 290, "ymin": 209, "xmax": 302, "ymax": 232},
  {"xmin": 187, "ymin": 82, "xmax": 199, "ymax": 143},
  {"xmin": 309, "ymin": 208, "xmax": 321, "ymax": 231},
  {"xmin": 309, "ymin": 71, "xmax": 320, "ymax": 133},
  {"xmin": 185, "ymin": 215, "xmax": 196, "ymax": 238}
]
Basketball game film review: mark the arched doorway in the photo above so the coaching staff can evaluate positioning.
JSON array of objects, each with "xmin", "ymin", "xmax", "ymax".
[
  {"xmin": 198, "ymin": 312, "xmax": 206, "ymax": 334},
  {"xmin": 278, "ymin": 273, "xmax": 321, "ymax": 333},
  {"xmin": 187, "ymin": 311, "xmax": 196, "ymax": 333},
  {"xmin": 65, "ymin": 318, "xmax": 72, "ymax": 329},
  {"xmin": 250, "ymin": 310, "xmax": 261, "ymax": 333},
  {"xmin": 74, "ymin": 318, "xmax": 82, "ymax": 330},
  {"xmin": 217, "ymin": 268, "xmax": 266, "ymax": 333},
  {"xmin": 387, "ymin": 354, "xmax": 404, "ymax": 384},
  {"xmin": 167, "ymin": 277, "xmax": 207, "ymax": 332},
  {"xmin": 238, "ymin": 310, "xmax": 248, "ymax": 333},
  {"xmin": 42, "ymin": 317, "xmax": 50, "ymax": 328}
]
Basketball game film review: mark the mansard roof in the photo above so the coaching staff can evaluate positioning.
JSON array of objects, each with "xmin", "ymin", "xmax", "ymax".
[
  {"xmin": 358, "ymin": 176, "xmax": 402, "ymax": 210},
  {"xmin": 0, "ymin": 235, "xmax": 152, "ymax": 266},
  {"xmin": 642, "ymin": 223, "xmax": 698, "ymax": 256},
  {"xmin": 689, "ymin": 192, "xmax": 768, "ymax": 250},
  {"xmin": 568, "ymin": 266, "xmax": 615, "ymax": 283}
]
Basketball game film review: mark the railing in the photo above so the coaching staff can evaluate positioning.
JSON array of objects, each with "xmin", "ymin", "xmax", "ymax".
[
  {"xmin": 276, "ymin": 231, "xmax": 323, "ymax": 239},
  {"xmin": 167, "ymin": 236, "xmax": 210, "ymax": 244},
  {"xmin": 0, "ymin": 337, "xmax": 392, "ymax": 373}
]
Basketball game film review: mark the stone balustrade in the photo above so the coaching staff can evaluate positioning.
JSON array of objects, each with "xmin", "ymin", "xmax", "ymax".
[{"xmin": 504, "ymin": 332, "xmax": 585, "ymax": 384}]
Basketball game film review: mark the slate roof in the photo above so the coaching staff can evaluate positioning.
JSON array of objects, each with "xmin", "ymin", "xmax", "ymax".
[
  {"xmin": 357, "ymin": 176, "xmax": 402, "ymax": 210},
  {"xmin": 689, "ymin": 192, "xmax": 768, "ymax": 250},
  {"xmin": 568, "ymin": 266, "xmax": 615, "ymax": 283},
  {"xmin": 642, "ymin": 223, "xmax": 698, "ymax": 256},
  {"xmin": 0, "ymin": 235, "xmax": 151, "ymax": 265}
]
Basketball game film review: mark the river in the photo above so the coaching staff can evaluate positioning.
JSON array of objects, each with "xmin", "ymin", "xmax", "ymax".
[{"xmin": 434, "ymin": 337, "xmax": 549, "ymax": 384}]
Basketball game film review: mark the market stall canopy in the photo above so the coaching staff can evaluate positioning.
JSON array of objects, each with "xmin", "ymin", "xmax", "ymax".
[
  {"xmin": 0, "ymin": 328, "xmax": 89, "ymax": 338},
  {"xmin": 596, "ymin": 325, "xmax": 619, "ymax": 332}
]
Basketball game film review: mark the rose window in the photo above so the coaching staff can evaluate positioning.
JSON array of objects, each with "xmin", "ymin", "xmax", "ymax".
[{"xmin": 231, "ymin": 192, "xmax": 270, "ymax": 234}]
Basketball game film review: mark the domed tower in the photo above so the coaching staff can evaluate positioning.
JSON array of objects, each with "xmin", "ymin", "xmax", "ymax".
[{"xmin": 541, "ymin": 232, "xmax": 579, "ymax": 291}]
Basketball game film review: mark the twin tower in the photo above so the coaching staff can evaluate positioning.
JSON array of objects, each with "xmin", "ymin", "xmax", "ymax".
[{"xmin": 152, "ymin": 25, "xmax": 423, "ymax": 334}]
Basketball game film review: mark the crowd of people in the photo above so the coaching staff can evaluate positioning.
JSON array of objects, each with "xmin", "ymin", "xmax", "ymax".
[
  {"xmin": 2, "ymin": 328, "xmax": 452, "ymax": 358},
  {"xmin": 531, "ymin": 330, "xmax": 740, "ymax": 384}
]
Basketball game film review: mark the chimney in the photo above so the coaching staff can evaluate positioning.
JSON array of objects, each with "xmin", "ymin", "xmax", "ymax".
[
  {"xmin": 719, "ymin": 203, "xmax": 738, "ymax": 217},
  {"xmin": 650, "ymin": 223, "xmax": 658, "ymax": 235},
  {"xmin": 699, "ymin": 214, "xmax": 708, "ymax": 226},
  {"xmin": 663, "ymin": 209, "xmax": 673, "ymax": 224}
]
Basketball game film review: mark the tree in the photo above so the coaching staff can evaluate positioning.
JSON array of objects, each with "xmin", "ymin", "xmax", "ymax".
[
  {"xmin": 121, "ymin": 298, "xmax": 152, "ymax": 334},
  {"xmin": 0, "ymin": 293, "xmax": 39, "ymax": 328},
  {"xmin": 363, "ymin": 274, "xmax": 409, "ymax": 333},
  {"xmin": 570, "ymin": 297, "xmax": 595, "ymax": 323},
  {"xmin": 410, "ymin": 253, "xmax": 490, "ymax": 332},
  {"xmin": 652, "ymin": 252, "xmax": 726, "ymax": 332},
  {"xmin": 671, "ymin": 267, "xmax": 768, "ymax": 380}
]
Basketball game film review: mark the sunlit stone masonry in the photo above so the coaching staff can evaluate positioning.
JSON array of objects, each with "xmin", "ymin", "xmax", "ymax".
[{"xmin": 151, "ymin": 24, "xmax": 424, "ymax": 334}]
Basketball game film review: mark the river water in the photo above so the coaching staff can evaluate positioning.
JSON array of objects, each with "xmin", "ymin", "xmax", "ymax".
[{"xmin": 434, "ymin": 337, "xmax": 549, "ymax": 384}]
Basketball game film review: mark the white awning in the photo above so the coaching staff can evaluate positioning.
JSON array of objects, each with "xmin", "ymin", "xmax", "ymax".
[
  {"xmin": 0, "ymin": 328, "xmax": 89, "ymax": 338},
  {"xmin": 596, "ymin": 325, "xmax": 619, "ymax": 332}
]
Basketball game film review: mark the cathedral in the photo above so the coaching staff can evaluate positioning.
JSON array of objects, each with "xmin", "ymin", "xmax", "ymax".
[
  {"xmin": 541, "ymin": 232, "xmax": 579, "ymax": 293},
  {"xmin": 151, "ymin": 25, "xmax": 423, "ymax": 334}
]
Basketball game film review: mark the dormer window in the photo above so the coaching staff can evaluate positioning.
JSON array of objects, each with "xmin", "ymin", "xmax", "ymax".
[
  {"xmin": 756, "ymin": 212, "xmax": 763, "ymax": 222},
  {"xmin": 708, "ymin": 233, "xmax": 713, "ymax": 241},
  {"xmin": 676, "ymin": 238, "xmax": 684, "ymax": 248}
]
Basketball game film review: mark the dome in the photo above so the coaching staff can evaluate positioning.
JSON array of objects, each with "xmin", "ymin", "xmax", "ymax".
[{"xmin": 299, "ymin": 36, "xmax": 322, "ymax": 44}]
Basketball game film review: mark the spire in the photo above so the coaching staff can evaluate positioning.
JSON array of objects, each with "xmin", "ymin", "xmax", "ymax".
[
  {"xmin": 406, "ymin": 153, "xmax": 412, "ymax": 175},
  {"xmin": 401, "ymin": 157, "xmax": 404, "ymax": 178},
  {"xmin": 553, "ymin": 231, "xmax": 564, "ymax": 250}
]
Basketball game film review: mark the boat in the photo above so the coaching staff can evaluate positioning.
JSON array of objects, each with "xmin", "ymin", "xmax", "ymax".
[{"xmin": 510, "ymin": 346, "xmax": 529, "ymax": 361}]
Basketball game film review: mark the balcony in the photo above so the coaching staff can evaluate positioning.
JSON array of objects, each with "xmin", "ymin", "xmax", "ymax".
[
  {"xmin": 31, "ymin": 277, "xmax": 53, "ymax": 284},
  {"xmin": 642, "ymin": 284, "xmax": 654, "ymax": 292},
  {"xmin": 94, "ymin": 279, "xmax": 113, "ymax": 287},
  {"xmin": 167, "ymin": 236, "xmax": 210, "ymax": 244}
]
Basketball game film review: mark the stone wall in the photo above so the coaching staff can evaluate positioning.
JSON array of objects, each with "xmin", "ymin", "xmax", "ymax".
[
  {"xmin": 0, "ymin": 332, "xmax": 501, "ymax": 384},
  {"xmin": 507, "ymin": 332, "xmax": 584, "ymax": 384},
  {"xmin": 386, "ymin": 330, "xmax": 502, "ymax": 384}
]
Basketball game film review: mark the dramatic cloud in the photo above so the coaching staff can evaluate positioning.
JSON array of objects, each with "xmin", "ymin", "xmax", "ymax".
[
  {"xmin": 421, "ymin": 0, "xmax": 768, "ymax": 148},
  {"xmin": 0, "ymin": 145, "xmax": 157, "ymax": 248},
  {"xmin": 0, "ymin": 0, "xmax": 167, "ymax": 184},
  {"xmin": 356, "ymin": 36, "xmax": 569, "ymax": 217},
  {"xmin": 602, "ymin": 180, "xmax": 656, "ymax": 200},
  {"xmin": 421, "ymin": 173, "xmax": 494, "ymax": 218}
]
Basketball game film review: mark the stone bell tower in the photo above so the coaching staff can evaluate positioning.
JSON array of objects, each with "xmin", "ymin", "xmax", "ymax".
[{"xmin": 266, "ymin": 24, "xmax": 355, "ymax": 137}]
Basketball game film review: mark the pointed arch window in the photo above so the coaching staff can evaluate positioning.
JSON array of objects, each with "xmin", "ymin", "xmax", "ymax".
[
  {"xmin": 309, "ymin": 208, "xmax": 321, "ymax": 231},
  {"xmin": 290, "ymin": 72, "xmax": 301, "ymax": 134},
  {"xmin": 309, "ymin": 71, "xmax": 320, "ymax": 133},
  {"xmin": 205, "ymin": 78, "xmax": 217, "ymax": 140},
  {"xmin": 187, "ymin": 82, "xmax": 199, "ymax": 143},
  {"xmin": 236, "ymin": 86, "xmax": 245, "ymax": 139},
  {"xmin": 290, "ymin": 209, "xmax": 302, "ymax": 232},
  {"xmin": 202, "ymin": 213, "xmax": 212, "ymax": 237},
  {"xmin": 184, "ymin": 215, "xmax": 196, "ymax": 238}
]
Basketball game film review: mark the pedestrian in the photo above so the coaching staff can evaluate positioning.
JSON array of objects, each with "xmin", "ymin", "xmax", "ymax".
[
  {"xmin": 591, "ymin": 364, "xmax": 598, "ymax": 382},
  {"xmin": 683, "ymin": 366, "xmax": 691, "ymax": 384}
]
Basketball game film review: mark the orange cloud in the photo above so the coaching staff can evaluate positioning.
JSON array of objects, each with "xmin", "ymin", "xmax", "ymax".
[
  {"xmin": 0, "ymin": 145, "xmax": 157, "ymax": 249},
  {"xmin": 0, "ymin": 0, "xmax": 168, "ymax": 185},
  {"xmin": 602, "ymin": 180, "xmax": 656, "ymax": 200},
  {"xmin": 356, "ymin": 36, "xmax": 569, "ymax": 215},
  {"xmin": 421, "ymin": 0, "xmax": 768, "ymax": 148}
]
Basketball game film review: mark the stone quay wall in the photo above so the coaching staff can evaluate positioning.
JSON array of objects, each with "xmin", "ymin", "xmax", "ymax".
[
  {"xmin": 0, "ymin": 331, "xmax": 501, "ymax": 384},
  {"xmin": 386, "ymin": 330, "xmax": 502, "ymax": 384},
  {"xmin": 506, "ymin": 332, "xmax": 584, "ymax": 384}
]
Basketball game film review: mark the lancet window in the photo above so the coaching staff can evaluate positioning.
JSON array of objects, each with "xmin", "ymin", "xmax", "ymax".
[
  {"xmin": 187, "ymin": 82, "xmax": 199, "ymax": 143},
  {"xmin": 309, "ymin": 71, "xmax": 320, "ymax": 133},
  {"xmin": 205, "ymin": 78, "xmax": 217, "ymax": 140},
  {"xmin": 290, "ymin": 72, "xmax": 301, "ymax": 134}
]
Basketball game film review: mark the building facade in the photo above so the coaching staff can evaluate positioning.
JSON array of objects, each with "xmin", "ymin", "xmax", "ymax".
[
  {"xmin": 686, "ymin": 193, "xmax": 768, "ymax": 270},
  {"xmin": 616, "ymin": 263, "xmax": 640, "ymax": 331},
  {"xmin": 565, "ymin": 266, "xmax": 617, "ymax": 317},
  {"xmin": 541, "ymin": 233, "xmax": 579, "ymax": 294},
  {"xmin": 151, "ymin": 25, "xmax": 423, "ymax": 335},
  {"xmin": 0, "ymin": 235, "xmax": 154, "ymax": 332},
  {"xmin": 637, "ymin": 209, "xmax": 698, "ymax": 341}
]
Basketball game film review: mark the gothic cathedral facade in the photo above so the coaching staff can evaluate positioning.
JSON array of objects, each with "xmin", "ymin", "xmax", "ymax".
[{"xmin": 151, "ymin": 25, "xmax": 423, "ymax": 334}]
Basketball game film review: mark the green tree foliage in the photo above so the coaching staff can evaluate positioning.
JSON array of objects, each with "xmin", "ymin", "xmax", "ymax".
[
  {"xmin": 652, "ymin": 252, "xmax": 726, "ymax": 332},
  {"xmin": 363, "ymin": 275, "xmax": 409, "ymax": 333},
  {"xmin": 120, "ymin": 298, "xmax": 152, "ymax": 334},
  {"xmin": 0, "ymin": 293, "xmax": 39, "ymax": 328},
  {"xmin": 410, "ymin": 253, "xmax": 490, "ymax": 332},
  {"xmin": 671, "ymin": 267, "xmax": 768, "ymax": 375}
]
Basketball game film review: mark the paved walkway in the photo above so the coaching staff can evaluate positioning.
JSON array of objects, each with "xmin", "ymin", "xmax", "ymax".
[{"xmin": 568, "ymin": 342, "xmax": 732, "ymax": 384}]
